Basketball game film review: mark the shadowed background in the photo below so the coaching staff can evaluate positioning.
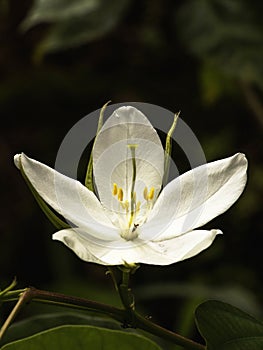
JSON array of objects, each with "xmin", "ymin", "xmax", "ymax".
[{"xmin": 1, "ymin": 0, "xmax": 262, "ymax": 342}]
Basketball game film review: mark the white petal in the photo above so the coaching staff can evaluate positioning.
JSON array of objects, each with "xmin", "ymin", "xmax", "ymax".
[
  {"xmin": 53, "ymin": 228, "xmax": 167, "ymax": 265},
  {"xmin": 147, "ymin": 229, "xmax": 222, "ymax": 264},
  {"xmin": 92, "ymin": 106, "xmax": 164, "ymax": 213},
  {"xmin": 53, "ymin": 228, "xmax": 148, "ymax": 265},
  {"xmin": 142, "ymin": 153, "xmax": 247, "ymax": 241},
  {"xmin": 53, "ymin": 229, "xmax": 106, "ymax": 265},
  {"xmin": 15, "ymin": 153, "xmax": 118, "ymax": 240},
  {"xmin": 53, "ymin": 228, "xmax": 220, "ymax": 266}
]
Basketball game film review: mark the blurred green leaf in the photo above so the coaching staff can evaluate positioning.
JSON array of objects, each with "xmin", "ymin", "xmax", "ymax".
[
  {"xmin": 195, "ymin": 300, "xmax": 263, "ymax": 350},
  {"xmin": 22, "ymin": 0, "xmax": 130, "ymax": 57},
  {"xmin": 0, "ymin": 0, "xmax": 9, "ymax": 16},
  {"xmin": 177, "ymin": 0, "xmax": 263, "ymax": 90},
  {"xmin": 136, "ymin": 282, "xmax": 260, "ymax": 317},
  {"xmin": 1, "ymin": 325, "xmax": 162, "ymax": 350},
  {"xmin": 1, "ymin": 312, "xmax": 121, "ymax": 346},
  {"xmin": 22, "ymin": 0, "xmax": 99, "ymax": 26},
  {"xmin": 199, "ymin": 62, "xmax": 235, "ymax": 105}
]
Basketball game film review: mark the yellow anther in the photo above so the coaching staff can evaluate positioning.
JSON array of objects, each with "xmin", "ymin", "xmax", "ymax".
[
  {"xmin": 136, "ymin": 201, "xmax": 141, "ymax": 212},
  {"xmin": 143, "ymin": 186, "xmax": 148, "ymax": 200},
  {"xmin": 117, "ymin": 188, "xmax": 124, "ymax": 202},
  {"xmin": 112, "ymin": 183, "xmax": 118, "ymax": 196},
  {"xmin": 148, "ymin": 187, "xmax": 155, "ymax": 200},
  {"xmin": 132, "ymin": 191, "xmax": 136, "ymax": 201},
  {"xmin": 121, "ymin": 200, "xmax": 129, "ymax": 210}
]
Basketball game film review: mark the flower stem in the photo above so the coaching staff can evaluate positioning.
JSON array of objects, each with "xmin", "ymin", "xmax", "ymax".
[
  {"xmin": 1, "ymin": 285, "xmax": 205, "ymax": 349},
  {"xmin": 0, "ymin": 289, "xmax": 30, "ymax": 339},
  {"xmin": 116, "ymin": 269, "xmax": 205, "ymax": 350},
  {"xmin": 0, "ymin": 287, "xmax": 125, "ymax": 340},
  {"xmin": 133, "ymin": 311, "xmax": 205, "ymax": 350}
]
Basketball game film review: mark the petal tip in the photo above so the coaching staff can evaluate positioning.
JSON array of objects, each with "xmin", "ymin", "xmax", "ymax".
[
  {"xmin": 112, "ymin": 105, "xmax": 145, "ymax": 122},
  {"xmin": 14, "ymin": 154, "xmax": 22, "ymax": 169},
  {"xmin": 211, "ymin": 229, "xmax": 223, "ymax": 236},
  {"xmin": 235, "ymin": 152, "xmax": 248, "ymax": 166}
]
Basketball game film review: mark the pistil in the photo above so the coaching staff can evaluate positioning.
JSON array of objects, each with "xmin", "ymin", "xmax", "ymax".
[
  {"xmin": 128, "ymin": 144, "xmax": 138, "ymax": 228},
  {"xmin": 111, "ymin": 144, "xmax": 155, "ymax": 241}
]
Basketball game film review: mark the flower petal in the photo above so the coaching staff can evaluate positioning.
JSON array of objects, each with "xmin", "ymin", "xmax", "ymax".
[
  {"xmin": 53, "ymin": 228, "xmax": 169, "ymax": 265},
  {"xmin": 53, "ymin": 228, "xmax": 221, "ymax": 266},
  {"xmin": 92, "ymin": 106, "xmax": 164, "ymax": 213},
  {"xmin": 147, "ymin": 229, "xmax": 222, "ymax": 264},
  {"xmin": 53, "ymin": 229, "xmax": 106, "ymax": 265},
  {"xmin": 15, "ymin": 153, "xmax": 118, "ymax": 240},
  {"xmin": 141, "ymin": 153, "xmax": 247, "ymax": 241}
]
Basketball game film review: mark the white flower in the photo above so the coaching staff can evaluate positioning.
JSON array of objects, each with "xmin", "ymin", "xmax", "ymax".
[{"xmin": 14, "ymin": 106, "xmax": 247, "ymax": 266}]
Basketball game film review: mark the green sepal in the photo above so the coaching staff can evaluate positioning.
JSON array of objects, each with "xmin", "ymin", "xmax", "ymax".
[
  {"xmin": 85, "ymin": 101, "xmax": 110, "ymax": 192},
  {"xmin": 18, "ymin": 156, "xmax": 69, "ymax": 230},
  {"xmin": 163, "ymin": 112, "xmax": 180, "ymax": 185},
  {"xmin": 119, "ymin": 263, "xmax": 140, "ymax": 275}
]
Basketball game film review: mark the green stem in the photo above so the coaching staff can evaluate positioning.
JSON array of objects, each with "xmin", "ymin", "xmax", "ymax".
[
  {"xmin": 116, "ymin": 269, "xmax": 205, "ymax": 350},
  {"xmin": 0, "ymin": 287, "xmax": 125, "ymax": 340},
  {"xmin": 0, "ymin": 289, "xmax": 30, "ymax": 339},
  {"xmin": 133, "ymin": 311, "xmax": 205, "ymax": 350},
  {"xmin": 117, "ymin": 269, "xmax": 135, "ymax": 328},
  {"xmin": 1, "ymin": 285, "xmax": 205, "ymax": 349}
]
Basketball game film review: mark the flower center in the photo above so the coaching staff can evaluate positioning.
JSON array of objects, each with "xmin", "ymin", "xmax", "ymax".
[{"xmin": 111, "ymin": 144, "xmax": 155, "ymax": 241}]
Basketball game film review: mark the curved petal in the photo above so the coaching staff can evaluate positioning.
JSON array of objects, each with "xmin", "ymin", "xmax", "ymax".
[
  {"xmin": 142, "ymin": 153, "xmax": 247, "ymax": 241},
  {"xmin": 148, "ymin": 229, "xmax": 222, "ymax": 264},
  {"xmin": 53, "ymin": 228, "xmax": 170, "ymax": 265},
  {"xmin": 15, "ymin": 153, "xmax": 118, "ymax": 240},
  {"xmin": 92, "ymin": 106, "xmax": 164, "ymax": 213},
  {"xmin": 53, "ymin": 229, "xmax": 106, "ymax": 265},
  {"xmin": 53, "ymin": 228, "xmax": 220, "ymax": 266}
]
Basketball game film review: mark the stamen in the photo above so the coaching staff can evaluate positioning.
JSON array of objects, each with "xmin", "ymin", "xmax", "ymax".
[
  {"xmin": 143, "ymin": 186, "xmax": 148, "ymax": 200},
  {"xmin": 117, "ymin": 188, "xmax": 123, "ymax": 202},
  {"xmin": 143, "ymin": 186, "xmax": 155, "ymax": 200},
  {"xmin": 121, "ymin": 200, "xmax": 129, "ymax": 210},
  {"xmin": 112, "ymin": 183, "xmax": 118, "ymax": 196},
  {"xmin": 148, "ymin": 187, "xmax": 155, "ymax": 200}
]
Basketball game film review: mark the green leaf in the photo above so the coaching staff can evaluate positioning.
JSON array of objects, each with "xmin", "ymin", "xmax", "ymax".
[
  {"xmin": 136, "ymin": 282, "xmax": 260, "ymax": 317},
  {"xmin": 177, "ymin": 0, "xmax": 263, "ymax": 90},
  {"xmin": 1, "ymin": 325, "xmax": 162, "ymax": 350},
  {"xmin": 1, "ymin": 312, "xmax": 122, "ymax": 346},
  {"xmin": 22, "ymin": 0, "xmax": 99, "ymax": 26},
  {"xmin": 195, "ymin": 300, "xmax": 263, "ymax": 350},
  {"xmin": 21, "ymin": 0, "xmax": 131, "ymax": 58},
  {"xmin": 199, "ymin": 61, "xmax": 236, "ymax": 105}
]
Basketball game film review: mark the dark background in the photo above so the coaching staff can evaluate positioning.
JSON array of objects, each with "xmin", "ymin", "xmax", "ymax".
[{"xmin": 1, "ymin": 0, "xmax": 262, "ymax": 342}]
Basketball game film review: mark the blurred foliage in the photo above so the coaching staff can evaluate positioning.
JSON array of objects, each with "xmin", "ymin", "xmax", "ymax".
[
  {"xmin": 0, "ymin": 0, "xmax": 262, "ymax": 344},
  {"xmin": 177, "ymin": 0, "xmax": 263, "ymax": 91},
  {"xmin": 22, "ymin": 0, "xmax": 131, "ymax": 59}
]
